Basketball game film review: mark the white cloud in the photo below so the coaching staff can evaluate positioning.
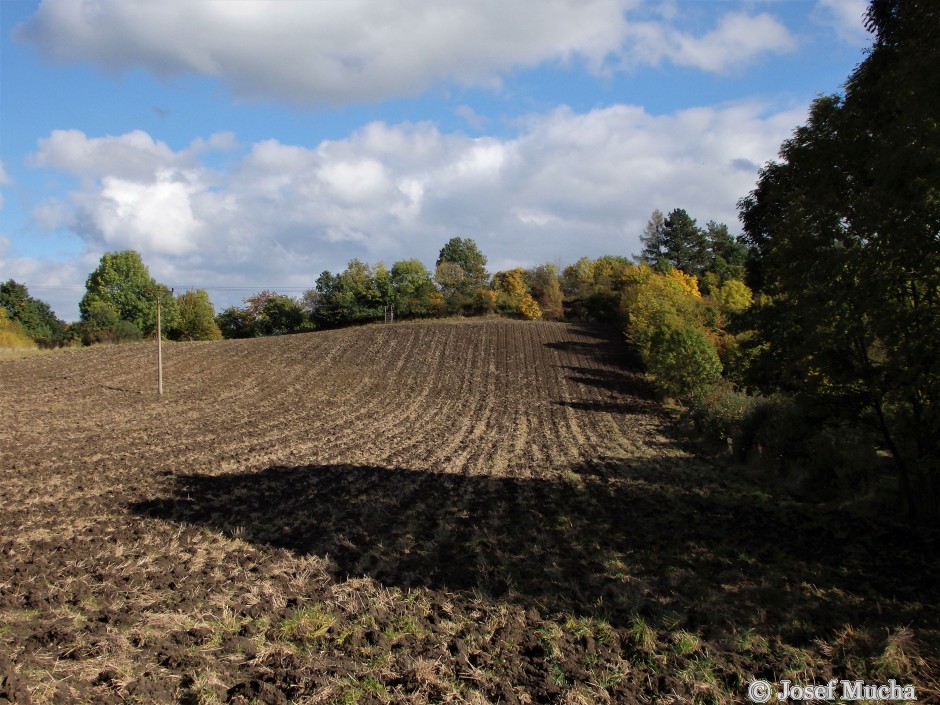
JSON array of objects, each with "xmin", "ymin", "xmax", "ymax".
[
  {"xmin": 814, "ymin": 0, "xmax": 871, "ymax": 44},
  {"xmin": 24, "ymin": 99, "xmax": 804, "ymax": 320},
  {"xmin": 30, "ymin": 129, "xmax": 182, "ymax": 182},
  {"xmin": 621, "ymin": 12, "xmax": 796, "ymax": 73},
  {"xmin": 16, "ymin": 0, "xmax": 797, "ymax": 105},
  {"xmin": 15, "ymin": 0, "xmax": 633, "ymax": 104},
  {"xmin": 84, "ymin": 174, "xmax": 203, "ymax": 255}
]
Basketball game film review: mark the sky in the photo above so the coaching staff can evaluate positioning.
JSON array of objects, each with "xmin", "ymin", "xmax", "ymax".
[{"xmin": 0, "ymin": 0, "xmax": 872, "ymax": 321}]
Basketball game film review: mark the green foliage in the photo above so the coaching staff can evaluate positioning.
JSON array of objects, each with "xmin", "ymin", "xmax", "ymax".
[
  {"xmin": 390, "ymin": 259, "xmax": 436, "ymax": 318},
  {"xmin": 646, "ymin": 321, "xmax": 722, "ymax": 400},
  {"xmin": 174, "ymin": 290, "xmax": 223, "ymax": 341},
  {"xmin": 78, "ymin": 300, "xmax": 143, "ymax": 344},
  {"xmin": 0, "ymin": 279, "xmax": 68, "ymax": 346},
  {"xmin": 705, "ymin": 221, "xmax": 748, "ymax": 288},
  {"xmin": 561, "ymin": 255, "xmax": 634, "ymax": 323},
  {"xmin": 637, "ymin": 210, "xmax": 747, "ymax": 289},
  {"xmin": 80, "ymin": 250, "xmax": 177, "ymax": 336},
  {"xmin": 638, "ymin": 209, "xmax": 667, "ymax": 269},
  {"xmin": 689, "ymin": 380, "xmax": 758, "ymax": 443},
  {"xmin": 436, "ymin": 237, "xmax": 488, "ymax": 286},
  {"xmin": 435, "ymin": 237, "xmax": 490, "ymax": 314},
  {"xmin": 219, "ymin": 291, "xmax": 309, "ymax": 338},
  {"xmin": 216, "ymin": 306, "xmax": 253, "ymax": 339},
  {"xmin": 730, "ymin": 396, "xmax": 883, "ymax": 500},
  {"xmin": 623, "ymin": 266, "xmax": 722, "ymax": 400},
  {"xmin": 712, "ymin": 279, "xmax": 753, "ymax": 317},
  {"xmin": 662, "ymin": 208, "xmax": 710, "ymax": 278},
  {"xmin": 311, "ymin": 259, "xmax": 389, "ymax": 327},
  {"xmin": 738, "ymin": 0, "xmax": 940, "ymax": 514}
]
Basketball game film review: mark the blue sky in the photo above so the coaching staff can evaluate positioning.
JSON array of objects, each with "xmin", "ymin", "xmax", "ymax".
[{"xmin": 0, "ymin": 0, "xmax": 871, "ymax": 320}]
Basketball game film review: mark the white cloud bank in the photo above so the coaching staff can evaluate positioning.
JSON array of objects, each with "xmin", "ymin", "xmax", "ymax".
[
  {"xmin": 16, "ymin": 0, "xmax": 796, "ymax": 105},
  {"xmin": 21, "ymin": 101, "xmax": 805, "ymax": 320}
]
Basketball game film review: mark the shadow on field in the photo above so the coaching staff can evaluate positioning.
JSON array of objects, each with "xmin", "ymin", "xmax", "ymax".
[
  {"xmin": 545, "ymin": 323, "xmax": 644, "ymax": 373},
  {"xmin": 130, "ymin": 460, "xmax": 938, "ymax": 642}
]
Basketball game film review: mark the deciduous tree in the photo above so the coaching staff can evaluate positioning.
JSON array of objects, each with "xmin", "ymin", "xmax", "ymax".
[
  {"xmin": 175, "ymin": 290, "xmax": 223, "ymax": 341},
  {"xmin": 738, "ymin": 0, "xmax": 940, "ymax": 514},
  {"xmin": 0, "ymin": 279, "xmax": 68, "ymax": 345},
  {"xmin": 80, "ymin": 251, "xmax": 177, "ymax": 336}
]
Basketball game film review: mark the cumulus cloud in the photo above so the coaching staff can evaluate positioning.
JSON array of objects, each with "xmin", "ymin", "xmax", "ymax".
[
  {"xmin": 16, "ymin": 0, "xmax": 797, "ymax": 105},
  {"xmin": 26, "ymin": 100, "xmax": 804, "ymax": 319}
]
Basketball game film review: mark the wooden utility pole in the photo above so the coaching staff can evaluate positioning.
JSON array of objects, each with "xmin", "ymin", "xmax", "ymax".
[{"xmin": 153, "ymin": 287, "xmax": 173, "ymax": 396}]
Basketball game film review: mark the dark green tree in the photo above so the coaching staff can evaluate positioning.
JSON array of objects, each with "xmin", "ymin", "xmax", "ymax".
[
  {"xmin": 0, "ymin": 279, "xmax": 68, "ymax": 345},
  {"xmin": 704, "ymin": 221, "xmax": 747, "ymax": 285},
  {"xmin": 661, "ymin": 208, "xmax": 709, "ymax": 277},
  {"xmin": 217, "ymin": 291, "xmax": 309, "ymax": 338},
  {"xmin": 310, "ymin": 260, "xmax": 388, "ymax": 327},
  {"xmin": 738, "ymin": 0, "xmax": 940, "ymax": 515},
  {"xmin": 216, "ymin": 306, "xmax": 253, "ymax": 339},
  {"xmin": 80, "ymin": 251, "xmax": 177, "ymax": 336},
  {"xmin": 437, "ymin": 237, "xmax": 488, "ymax": 287},
  {"xmin": 78, "ymin": 300, "xmax": 142, "ymax": 345}
]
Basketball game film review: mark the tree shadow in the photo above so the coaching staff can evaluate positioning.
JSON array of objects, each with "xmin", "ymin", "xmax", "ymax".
[
  {"xmin": 543, "ymin": 324, "xmax": 642, "ymax": 371},
  {"xmin": 130, "ymin": 460, "xmax": 938, "ymax": 642},
  {"xmin": 553, "ymin": 399, "xmax": 655, "ymax": 414}
]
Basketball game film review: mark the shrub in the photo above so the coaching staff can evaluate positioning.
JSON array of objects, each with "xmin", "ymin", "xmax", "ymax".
[
  {"xmin": 732, "ymin": 395, "xmax": 879, "ymax": 498},
  {"xmin": 645, "ymin": 320, "xmax": 722, "ymax": 400},
  {"xmin": 0, "ymin": 309, "xmax": 36, "ymax": 350},
  {"xmin": 518, "ymin": 293, "xmax": 542, "ymax": 320},
  {"xmin": 112, "ymin": 320, "xmax": 144, "ymax": 343},
  {"xmin": 689, "ymin": 379, "xmax": 762, "ymax": 448}
]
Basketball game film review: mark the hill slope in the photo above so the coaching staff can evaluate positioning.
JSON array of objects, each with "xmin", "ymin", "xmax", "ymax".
[{"xmin": 1, "ymin": 320, "xmax": 936, "ymax": 704}]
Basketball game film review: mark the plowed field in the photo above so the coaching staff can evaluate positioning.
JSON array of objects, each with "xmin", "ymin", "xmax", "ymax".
[{"xmin": 1, "ymin": 319, "xmax": 937, "ymax": 704}]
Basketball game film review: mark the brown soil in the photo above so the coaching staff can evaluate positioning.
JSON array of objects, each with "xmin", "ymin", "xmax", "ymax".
[{"xmin": 0, "ymin": 319, "xmax": 937, "ymax": 704}]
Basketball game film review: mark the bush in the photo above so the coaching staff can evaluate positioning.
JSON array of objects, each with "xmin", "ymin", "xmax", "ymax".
[
  {"xmin": 730, "ymin": 395, "xmax": 883, "ymax": 501},
  {"xmin": 112, "ymin": 320, "xmax": 144, "ymax": 343},
  {"xmin": 689, "ymin": 380, "xmax": 761, "ymax": 448},
  {"xmin": 645, "ymin": 320, "xmax": 722, "ymax": 400},
  {"xmin": 518, "ymin": 293, "xmax": 542, "ymax": 320},
  {"xmin": 81, "ymin": 318, "xmax": 143, "ymax": 345},
  {"xmin": 0, "ymin": 309, "xmax": 37, "ymax": 350}
]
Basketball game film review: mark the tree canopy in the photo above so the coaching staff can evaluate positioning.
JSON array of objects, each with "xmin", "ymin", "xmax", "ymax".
[
  {"xmin": 175, "ymin": 290, "xmax": 223, "ymax": 341},
  {"xmin": 80, "ymin": 251, "xmax": 177, "ymax": 337},
  {"xmin": 738, "ymin": 0, "xmax": 940, "ymax": 514},
  {"xmin": 0, "ymin": 279, "xmax": 68, "ymax": 345}
]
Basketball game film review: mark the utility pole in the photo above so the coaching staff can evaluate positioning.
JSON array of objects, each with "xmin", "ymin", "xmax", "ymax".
[{"xmin": 153, "ymin": 287, "xmax": 173, "ymax": 396}]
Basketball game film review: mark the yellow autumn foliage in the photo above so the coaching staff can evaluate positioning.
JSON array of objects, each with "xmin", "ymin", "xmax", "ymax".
[{"xmin": 0, "ymin": 308, "xmax": 37, "ymax": 349}]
